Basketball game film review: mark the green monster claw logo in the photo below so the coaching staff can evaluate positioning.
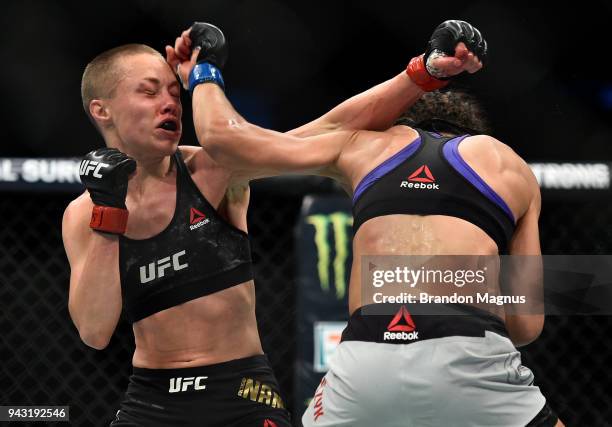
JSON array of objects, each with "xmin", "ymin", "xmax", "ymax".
[{"xmin": 306, "ymin": 212, "xmax": 353, "ymax": 299}]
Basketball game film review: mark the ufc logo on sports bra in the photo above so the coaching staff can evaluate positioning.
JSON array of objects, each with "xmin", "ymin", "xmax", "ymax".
[
  {"xmin": 139, "ymin": 250, "xmax": 189, "ymax": 284},
  {"xmin": 169, "ymin": 376, "xmax": 207, "ymax": 393},
  {"xmin": 79, "ymin": 160, "xmax": 109, "ymax": 178}
]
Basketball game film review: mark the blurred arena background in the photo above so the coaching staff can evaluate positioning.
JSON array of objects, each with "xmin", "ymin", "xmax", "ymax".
[{"xmin": 1, "ymin": 1, "xmax": 611, "ymax": 425}]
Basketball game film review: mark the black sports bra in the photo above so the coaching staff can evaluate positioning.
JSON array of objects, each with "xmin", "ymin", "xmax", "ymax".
[
  {"xmin": 119, "ymin": 150, "xmax": 253, "ymax": 323},
  {"xmin": 352, "ymin": 129, "xmax": 516, "ymax": 253}
]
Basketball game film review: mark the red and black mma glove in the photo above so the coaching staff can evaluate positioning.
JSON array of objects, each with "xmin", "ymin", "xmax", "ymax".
[
  {"xmin": 79, "ymin": 148, "xmax": 136, "ymax": 235},
  {"xmin": 407, "ymin": 20, "xmax": 488, "ymax": 92},
  {"xmin": 188, "ymin": 22, "xmax": 228, "ymax": 94}
]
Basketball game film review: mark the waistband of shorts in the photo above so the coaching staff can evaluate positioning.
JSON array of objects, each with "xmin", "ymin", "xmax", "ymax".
[
  {"xmin": 131, "ymin": 354, "xmax": 271, "ymax": 378},
  {"xmin": 341, "ymin": 303, "xmax": 509, "ymax": 344}
]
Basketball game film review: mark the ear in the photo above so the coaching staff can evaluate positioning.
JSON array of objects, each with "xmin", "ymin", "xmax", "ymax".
[{"xmin": 89, "ymin": 99, "xmax": 112, "ymax": 127}]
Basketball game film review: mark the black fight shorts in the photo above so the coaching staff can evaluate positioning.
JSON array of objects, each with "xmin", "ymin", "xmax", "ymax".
[{"xmin": 110, "ymin": 355, "xmax": 291, "ymax": 427}]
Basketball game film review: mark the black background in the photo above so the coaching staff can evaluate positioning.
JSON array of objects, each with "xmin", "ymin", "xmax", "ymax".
[{"xmin": 2, "ymin": 0, "xmax": 611, "ymax": 160}]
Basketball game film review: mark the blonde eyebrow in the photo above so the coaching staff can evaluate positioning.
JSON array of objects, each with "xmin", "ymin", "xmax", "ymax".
[
  {"xmin": 140, "ymin": 77, "xmax": 161, "ymax": 86},
  {"xmin": 141, "ymin": 77, "xmax": 179, "ymax": 91}
]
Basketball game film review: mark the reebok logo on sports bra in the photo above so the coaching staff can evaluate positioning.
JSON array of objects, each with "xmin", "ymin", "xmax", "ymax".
[
  {"xmin": 400, "ymin": 164, "xmax": 440, "ymax": 190},
  {"xmin": 189, "ymin": 207, "xmax": 210, "ymax": 230},
  {"xmin": 352, "ymin": 130, "xmax": 515, "ymax": 252}
]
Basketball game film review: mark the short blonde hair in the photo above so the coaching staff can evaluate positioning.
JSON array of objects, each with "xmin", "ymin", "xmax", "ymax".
[{"xmin": 80, "ymin": 44, "xmax": 162, "ymax": 122}]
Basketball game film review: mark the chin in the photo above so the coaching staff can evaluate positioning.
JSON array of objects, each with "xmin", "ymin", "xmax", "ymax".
[
  {"xmin": 161, "ymin": 141, "xmax": 180, "ymax": 155},
  {"xmin": 153, "ymin": 135, "xmax": 181, "ymax": 153}
]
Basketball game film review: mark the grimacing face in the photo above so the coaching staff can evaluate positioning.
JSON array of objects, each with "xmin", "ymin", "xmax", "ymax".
[{"xmin": 103, "ymin": 53, "xmax": 183, "ymax": 157}]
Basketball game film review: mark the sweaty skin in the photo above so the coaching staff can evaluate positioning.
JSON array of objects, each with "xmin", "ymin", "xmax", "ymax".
[
  {"xmin": 64, "ymin": 52, "xmax": 261, "ymax": 368},
  {"xmin": 64, "ymin": 46, "xmax": 439, "ymax": 368},
  {"xmin": 170, "ymin": 28, "xmax": 545, "ymax": 345},
  {"xmin": 172, "ymin": 28, "xmax": 562, "ymax": 427},
  {"xmin": 188, "ymin": 81, "xmax": 544, "ymax": 348},
  {"xmin": 126, "ymin": 146, "xmax": 258, "ymax": 368},
  {"xmin": 341, "ymin": 128, "xmax": 537, "ymax": 316}
]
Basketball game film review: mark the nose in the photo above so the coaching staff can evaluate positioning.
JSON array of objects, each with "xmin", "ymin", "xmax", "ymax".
[
  {"xmin": 161, "ymin": 92, "xmax": 180, "ymax": 116},
  {"xmin": 161, "ymin": 99, "xmax": 179, "ymax": 116}
]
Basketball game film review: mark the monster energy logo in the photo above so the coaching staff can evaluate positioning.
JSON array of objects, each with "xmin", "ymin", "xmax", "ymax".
[{"xmin": 306, "ymin": 212, "xmax": 353, "ymax": 299}]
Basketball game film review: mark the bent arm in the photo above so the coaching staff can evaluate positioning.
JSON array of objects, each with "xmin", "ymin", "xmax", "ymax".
[
  {"xmin": 193, "ymin": 83, "xmax": 354, "ymax": 180},
  {"xmin": 63, "ymin": 198, "xmax": 122, "ymax": 350},
  {"xmin": 287, "ymin": 41, "xmax": 485, "ymax": 137},
  {"xmin": 504, "ymin": 176, "xmax": 544, "ymax": 347},
  {"xmin": 287, "ymin": 72, "xmax": 423, "ymax": 137}
]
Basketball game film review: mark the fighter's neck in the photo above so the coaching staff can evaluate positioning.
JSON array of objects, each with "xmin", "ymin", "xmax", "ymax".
[
  {"xmin": 133, "ymin": 155, "xmax": 174, "ymax": 180},
  {"xmin": 125, "ymin": 156, "xmax": 175, "ymax": 200},
  {"xmin": 104, "ymin": 136, "xmax": 175, "ymax": 180}
]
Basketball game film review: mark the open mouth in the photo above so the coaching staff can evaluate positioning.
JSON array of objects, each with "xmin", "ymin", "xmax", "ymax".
[{"xmin": 158, "ymin": 119, "xmax": 178, "ymax": 132}]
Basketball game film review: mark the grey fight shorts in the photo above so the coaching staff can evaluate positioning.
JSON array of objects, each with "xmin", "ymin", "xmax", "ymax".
[{"xmin": 303, "ymin": 304, "xmax": 557, "ymax": 427}]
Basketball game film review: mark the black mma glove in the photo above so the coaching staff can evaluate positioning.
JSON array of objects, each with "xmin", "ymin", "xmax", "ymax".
[
  {"xmin": 188, "ymin": 22, "xmax": 228, "ymax": 93},
  {"xmin": 407, "ymin": 20, "xmax": 487, "ymax": 91},
  {"xmin": 79, "ymin": 148, "xmax": 136, "ymax": 234}
]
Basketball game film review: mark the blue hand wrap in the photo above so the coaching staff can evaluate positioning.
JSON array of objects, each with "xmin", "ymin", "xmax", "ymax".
[{"xmin": 188, "ymin": 62, "xmax": 225, "ymax": 94}]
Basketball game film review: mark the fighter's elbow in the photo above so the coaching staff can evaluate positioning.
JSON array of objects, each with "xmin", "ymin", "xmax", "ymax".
[
  {"xmin": 505, "ymin": 314, "xmax": 544, "ymax": 347},
  {"xmin": 511, "ymin": 330, "xmax": 542, "ymax": 348},
  {"xmin": 79, "ymin": 328, "xmax": 112, "ymax": 350},
  {"xmin": 69, "ymin": 307, "xmax": 113, "ymax": 350},
  {"xmin": 198, "ymin": 116, "xmax": 242, "ymax": 149}
]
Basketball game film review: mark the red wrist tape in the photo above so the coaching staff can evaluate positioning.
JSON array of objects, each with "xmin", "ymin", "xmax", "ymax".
[
  {"xmin": 406, "ymin": 55, "xmax": 449, "ymax": 92},
  {"xmin": 90, "ymin": 205, "xmax": 129, "ymax": 235}
]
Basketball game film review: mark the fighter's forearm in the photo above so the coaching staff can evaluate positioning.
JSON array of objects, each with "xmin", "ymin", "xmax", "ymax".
[
  {"xmin": 289, "ymin": 71, "xmax": 422, "ymax": 137},
  {"xmin": 191, "ymin": 82, "xmax": 348, "ymax": 175},
  {"xmin": 339, "ymin": 71, "xmax": 424, "ymax": 130},
  {"xmin": 192, "ymin": 83, "xmax": 250, "ymax": 162},
  {"xmin": 68, "ymin": 233, "xmax": 122, "ymax": 350}
]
